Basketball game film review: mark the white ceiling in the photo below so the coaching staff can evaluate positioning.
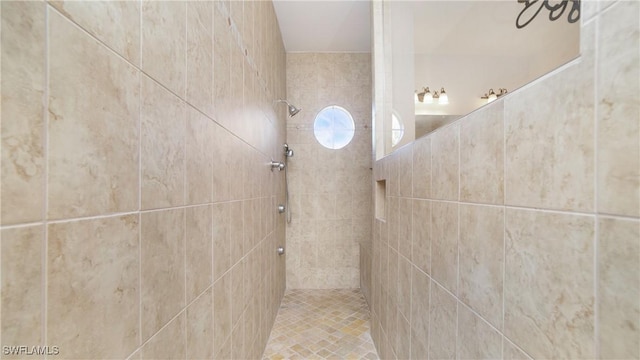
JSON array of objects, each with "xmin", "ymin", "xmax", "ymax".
[{"xmin": 272, "ymin": 0, "xmax": 371, "ymax": 52}]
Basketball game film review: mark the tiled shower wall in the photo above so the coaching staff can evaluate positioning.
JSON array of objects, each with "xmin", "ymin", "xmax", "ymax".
[
  {"xmin": 369, "ymin": 1, "xmax": 639, "ymax": 359},
  {"xmin": 285, "ymin": 53, "xmax": 373, "ymax": 289},
  {"xmin": 1, "ymin": 1, "xmax": 287, "ymax": 358}
]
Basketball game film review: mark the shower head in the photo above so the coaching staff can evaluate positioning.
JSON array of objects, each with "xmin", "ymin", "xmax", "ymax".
[
  {"xmin": 275, "ymin": 100, "xmax": 301, "ymax": 117},
  {"xmin": 287, "ymin": 104, "xmax": 301, "ymax": 117},
  {"xmin": 283, "ymin": 143, "xmax": 294, "ymax": 157}
]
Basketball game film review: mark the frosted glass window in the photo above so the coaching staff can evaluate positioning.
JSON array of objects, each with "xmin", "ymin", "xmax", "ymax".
[{"xmin": 313, "ymin": 106, "xmax": 355, "ymax": 149}]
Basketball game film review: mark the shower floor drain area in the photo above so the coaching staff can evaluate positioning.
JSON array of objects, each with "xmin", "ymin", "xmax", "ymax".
[{"xmin": 262, "ymin": 289, "xmax": 379, "ymax": 360}]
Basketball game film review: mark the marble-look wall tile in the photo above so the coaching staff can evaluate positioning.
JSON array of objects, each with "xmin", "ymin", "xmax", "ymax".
[
  {"xmin": 397, "ymin": 197, "xmax": 412, "ymax": 259},
  {"xmin": 431, "ymin": 201, "xmax": 458, "ymax": 294},
  {"xmin": 141, "ymin": 209, "xmax": 185, "ymax": 341},
  {"xmin": 231, "ymin": 263, "xmax": 244, "ymax": 327},
  {"xmin": 48, "ymin": 11, "xmax": 139, "ymax": 220},
  {"xmin": 141, "ymin": 76, "xmax": 186, "ymax": 210},
  {"xmin": 387, "ymin": 196, "xmax": 399, "ymax": 251},
  {"xmin": 503, "ymin": 339, "xmax": 532, "ymax": 360},
  {"xmin": 460, "ymin": 103, "xmax": 504, "ymax": 205},
  {"xmin": 49, "ymin": 1, "xmax": 140, "ymax": 65},
  {"xmin": 140, "ymin": 313, "xmax": 186, "ymax": 360},
  {"xmin": 186, "ymin": 1, "xmax": 214, "ymax": 117},
  {"xmin": 504, "ymin": 209, "xmax": 594, "ymax": 359},
  {"xmin": 1, "ymin": 226, "xmax": 43, "ymax": 349},
  {"xmin": 412, "ymin": 136, "xmax": 431, "ymax": 199},
  {"xmin": 581, "ymin": 0, "xmax": 599, "ymax": 22},
  {"xmin": 412, "ymin": 199, "xmax": 431, "ymax": 275},
  {"xmin": 504, "ymin": 24, "xmax": 595, "ymax": 212},
  {"xmin": 397, "ymin": 254, "xmax": 412, "ymax": 320},
  {"xmin": 0, "ymin": 1, "xmax": 45, "ymax": 225},
  {"xmin": 226, "ymin": 47, "xmax": 244, "ymax": 137},
  {"xmin": 397, "ymin": 145, "xmax": 413, "ymax": 198},
  {"xmin": 410, "ymin": 265, "xmax": 429, "ymax": 360},
  {"xmin": 229, "ymin": 201, "xmax": 244, "ymax": 265},
  {"xmin": 214, "ymin": 337, "xmax": 232, "ymax": 360},
  {"xmin": 212, "ymin": 202, "xmax": 231, "ymax": 281},
  {"xmin": 429, "ymin": 281, "xmax": 457, "ymax": 360},
  {"xmin": 396, "ymin": 312, "xmax": 410, "ymax": 360},
  {"xmin": 243, "ymin": 1, "xmax": 255, "ymax": 57},
  {"xmin": 48, "ymin": 215, "xmax": 139, "ymax": 359},
  {"xmin": 186, "ymin": 205, "xmax": 213, "ymax": 302},
  {"xmin": 229, "ymin": 0, "xmax": 243, "ymax": 47},
  {"xmin": 458, "ymin": 204, "xmax": 503, "ymax": 329},
  {"xmin": 242, "ymin": 146, "xmax": 260, "ymax": 201},
  {"xmin": 186, "ymin": 107, "xmax": 214, "ymax": 205},
  {"xmin": 431, "ymin": 124, "xmax": 459, "ymax": 201},
  {"xmin": 231, "ymin": 315, "xmax": 246, "ymax": 360},
  {"xmin": 386, "ymin": 297, "xmax": 398, "ymax": 356},
  {"xmin": 213, "ymin": 272, "xmax": 232, "ymax": 356},
  {"xmin": 388, "ymin": 248, "xmax": 399, "ymax": 306},
  {"xmin": 141, "ymin": 0, "xmax": 186, "ymax": 97},
  {"xmin": 598, "ymin": 217, "xmax": 640, "ymax": 359},
  {"xmin": 213, "ymin": 5, "xmax": 231, "ymax": 126},
  {"xmin": 186, "ymin": 288, "xmax": 214, "ymax": 360},
  {"xmin": 596, "ymin": 0, "xmax": 640, "ymax": 217},
  {"xmin": 457, "ymin": 304, "xmax": 502, "ymax": 360},
  {"xmin": 387, "ymin": 152, "xmax": 400, "ymax": 198},
  {"xmin": 212, "ymin": 125, "xmax": 244, "ymax": 203}
]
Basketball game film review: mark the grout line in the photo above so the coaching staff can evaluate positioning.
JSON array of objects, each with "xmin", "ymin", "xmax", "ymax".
[
  {"xmin": 1, "ymin": 198, "xmax": 283, "ymax": 230},
  {"xmin": 137, "ymin": 0, "xmax": 143, "ymax": 352},
  {"xmin": 183, "ymin": 210, "xmax": 188, "ymax": 359},
  {"xmin": 0, "ymin": 0, "xmax": 2, "ymax": 349},
  {"xmin": 138, "ymin": 0, "xmax": 143, "ymax": 71},
  {"xmin": 138, "ymin": 212, "xmax": 142, "ymax": 353},
  {"xmin": 455, "ymin": 195, "xmax": 460, "ymax": 358},
  {"xmin": 503, "ymin": 335, "xmax": 534, "ymax": 360},
  {"xmin": 139, "ymin": 282, "xmax": 214, "ymax": 357},
  {"xmin": 13, "ymin": 194, "xmax": 631, "ymax": 231},
  {"xmin": 502, "ymin": 203, "xmax": 507, "ymax": 356},
  {"xmin": 427, "ymin": 266, "xmax": 432, "ymax": 360},
  {"xmin": 43, "ymin": 4, "xmax": 51, "ymax": 354},
  {"xmin": 593, "ymin": 10, "xmax": 601, "ymax": 359},
  {"xmin": 183, "ymin": 6, "xmax": 189, "ymax": 357},
  {"xmin": 184, "ymin": 0, "xmax": 188, "ymax": 102},
  {"xmin": 502, "ymin": 66, "xmax": 508, "ymax": 360}
]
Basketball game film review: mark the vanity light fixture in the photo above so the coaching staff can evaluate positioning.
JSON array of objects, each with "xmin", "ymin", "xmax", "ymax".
[
  {"xmin": 415, "ymin": 87, "xmax": 448, "ymax": 105},
  {"xmin": 481, "ymin": 88, "xmax": 508, "ymax": 103},
  {"xmin": 415, "ymin": 87, "xmax": 433, "ymax": 103}
]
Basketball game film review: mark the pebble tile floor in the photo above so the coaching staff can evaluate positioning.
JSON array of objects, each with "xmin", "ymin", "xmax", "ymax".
[{"xmin": 262, "ymin": 289, "xmax": 379, "ymax": 360}]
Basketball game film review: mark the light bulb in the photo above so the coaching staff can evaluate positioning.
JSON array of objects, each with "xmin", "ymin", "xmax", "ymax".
[
  {"xmin": 438, "ymin": 88, "xmax": 449, "ymax": 105},
  {"xmin": 424, "ymin": 87, "xmax": 433, "ymax": 104},
  {"xmin": 487, "ymin": 89, "xmax": 497, "ymax": 103}
]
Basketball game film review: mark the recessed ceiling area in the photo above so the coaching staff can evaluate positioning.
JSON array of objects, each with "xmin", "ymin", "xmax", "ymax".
[{"xmin": 273, "ymin": 0, "xmax": 371, "ymax": 52}]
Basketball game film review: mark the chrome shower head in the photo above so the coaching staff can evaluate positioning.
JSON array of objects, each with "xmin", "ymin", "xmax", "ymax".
[
  {"xmin": 287, "ymin": 104, "xmax": 301, "ymax": 117},
  {"xmin": 283, "ymin": 143, "xmax": 294, "ymax": 157},
  {"xmin": 275, "ymin": 100, "xmax": 301, "ymax": 117}
]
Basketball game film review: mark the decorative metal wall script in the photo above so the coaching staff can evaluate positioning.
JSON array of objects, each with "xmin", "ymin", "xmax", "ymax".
[{"xmin": 516, "ymin": 0, "xmax": 580, "ymax": 29}]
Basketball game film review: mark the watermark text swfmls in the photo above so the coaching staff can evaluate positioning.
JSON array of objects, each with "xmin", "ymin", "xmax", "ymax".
[{"xmin": 3, "ymin": 346, "xmax": 60, "ymax": 356}]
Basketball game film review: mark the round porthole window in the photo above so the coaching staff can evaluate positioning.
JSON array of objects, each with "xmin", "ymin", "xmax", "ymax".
[
  {"xmin": 313, "ymin": 105, "xmax": 355, "ymax": 150},
  {"xmin": 391, "ymin": 111, "xmax": 404, "ymax": 147}
]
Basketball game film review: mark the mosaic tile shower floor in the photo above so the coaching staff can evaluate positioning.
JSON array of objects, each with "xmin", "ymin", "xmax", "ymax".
[{"xmin": 262, "ymin": 289, "xmax": 379, "ymax": 360}]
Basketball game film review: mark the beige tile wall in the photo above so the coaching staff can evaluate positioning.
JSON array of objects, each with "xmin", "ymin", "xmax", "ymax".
[
  {"xmin": 285, "ymin": 53, "xmax": 373, "ymax": 289},
  {"xmin": 0, "ymin": 1, "xmax": 288, "ymax": 359},
  {"xmin": 370, "ymin": 1, "xmax": 639, "ymax": 359}
]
